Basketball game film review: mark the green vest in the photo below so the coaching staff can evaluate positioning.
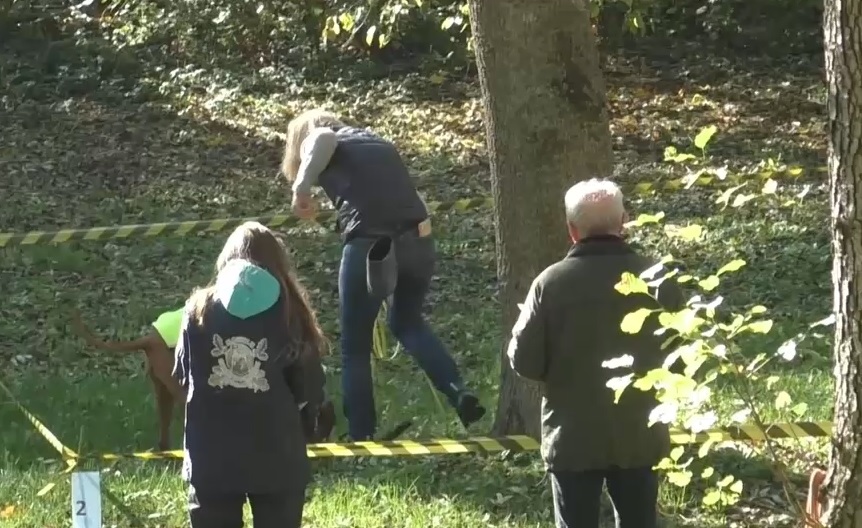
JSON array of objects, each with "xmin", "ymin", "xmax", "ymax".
[{"xmin": 152, "ymin": 308, "xmax": 183, "ymax": 348}]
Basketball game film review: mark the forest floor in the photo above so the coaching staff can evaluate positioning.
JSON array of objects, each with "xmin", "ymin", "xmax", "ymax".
[{"xmin": 0, "ymin": 32, "xmax": 832, "ymax": 527}]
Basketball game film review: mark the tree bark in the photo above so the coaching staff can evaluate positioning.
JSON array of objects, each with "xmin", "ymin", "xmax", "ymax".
[
  {"xmin": 467, "ymin": 0, "xmax": 614, "ymax": 437},
  {"xmin": 823, "ymin": 0, "xmax": 862, "ymax": 525}
]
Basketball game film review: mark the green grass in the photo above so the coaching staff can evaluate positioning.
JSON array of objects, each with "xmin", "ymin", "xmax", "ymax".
[{"xmin": 0, "ymin": 35, "xmax": 835, "ymax": 527}]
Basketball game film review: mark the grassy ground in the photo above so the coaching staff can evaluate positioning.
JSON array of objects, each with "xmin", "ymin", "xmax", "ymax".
[{"xmin": 0, "ymin": 34, "xmax": 835, "ymax": 527}]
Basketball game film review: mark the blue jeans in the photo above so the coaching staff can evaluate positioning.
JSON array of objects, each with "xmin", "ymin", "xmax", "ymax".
[
  {"xmin": 339, "ymin": 234, "xmax": 464, "ymax": 440},
  {"xmin": 550, "ymin": 467, "xmax": 659, "ymax": 528}
]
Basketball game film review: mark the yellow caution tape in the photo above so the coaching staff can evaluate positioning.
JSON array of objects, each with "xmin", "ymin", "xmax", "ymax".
[
  {"xmin": 0, "ymin": 379, "xmax": 78, "ymax": 472},
  {"xmin": 2, "ymin": 376, "xmax": 833, "ymax": 462},
  {"xmin": 0, "ymin": 197, "xmax": 493, "ymax": 247},
  {"xmin": 669, "ymin": 421, "xmax": 832, "ymax": 444},
  {"xmin": 70, "ymin": 420, "xmax": 832, "ymax": 461}
]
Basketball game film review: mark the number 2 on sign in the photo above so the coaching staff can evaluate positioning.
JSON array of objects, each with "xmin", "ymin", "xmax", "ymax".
[{"xmin": 71, "ymin": 470, "xmax": 101, "ymax": 528}]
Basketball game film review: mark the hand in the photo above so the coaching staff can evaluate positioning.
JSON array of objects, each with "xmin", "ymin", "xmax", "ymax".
[{"xmin": 292, "ymin": 192, "xmax": 317, "ymax": 219}]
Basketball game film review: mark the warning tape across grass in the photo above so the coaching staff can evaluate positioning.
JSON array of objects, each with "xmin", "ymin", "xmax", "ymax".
[
  {"xmin": 1, "ymin": 376, "xmax": 833, "ymax": 462},
  {"xmin": 0, "ymin": 197, "xmax": 494, "ymax": 247}
]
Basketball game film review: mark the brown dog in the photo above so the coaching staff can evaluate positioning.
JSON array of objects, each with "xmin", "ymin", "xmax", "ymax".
[
  {"xmin": 71, "ymin": 309, "xmax": 336, "ymax": 450},
  {"xmin": 71, "ymin": 309, "xmax": 185, "ymax": 451}
]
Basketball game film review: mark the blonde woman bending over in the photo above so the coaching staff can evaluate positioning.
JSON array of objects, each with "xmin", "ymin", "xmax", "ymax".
[{"xmin": 281, "ymin": 109, "xmax": 485, "ymax": 441}]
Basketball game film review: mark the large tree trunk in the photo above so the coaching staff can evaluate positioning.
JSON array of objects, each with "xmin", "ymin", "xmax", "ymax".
[
  {"xmin": 823, "ymin": 0, "xmax": 862, "ymax": 525},
  {"xmin": 468, "ymin": 0, "xmax": 614, "ymax": 437}
]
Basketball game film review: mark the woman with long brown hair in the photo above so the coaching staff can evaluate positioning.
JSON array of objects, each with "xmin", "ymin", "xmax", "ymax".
[
  {"xmin": 280, "ymin": 108, "xmax": 486, "ymax": 441},
  {"xmin": 172, "ymin": 221, "xmax": 326, "ymax": 528}
]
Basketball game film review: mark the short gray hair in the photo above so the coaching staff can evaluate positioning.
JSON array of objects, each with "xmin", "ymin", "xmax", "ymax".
[{"xmin": 564, "ymin": 178, "xmax": 625, "ymax": 236}]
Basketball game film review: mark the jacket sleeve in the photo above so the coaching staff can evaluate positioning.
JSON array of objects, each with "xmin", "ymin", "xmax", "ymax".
[
  {"xmin": 657, "ymin": 278, "xmax": 686, "ymax": 313},
  {"xmin": 172, "ymin": 310, "xmax": 192, "ymax": 390},
  {"xmin": 506, "ymin": 275, "xmax": 547, "ymax": 382},
  {"xmin": 292, "ymin": 128, "xmax": 338, "ymax": 195},
  {"xmin": 283, "ymin": 346, "xmax": 326, "ymax": 409},
  {"xmin": 283, "ymin": 346, "xmax": 327, "ymax": 442}
]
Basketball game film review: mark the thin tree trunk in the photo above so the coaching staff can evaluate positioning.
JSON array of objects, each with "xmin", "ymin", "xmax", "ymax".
[
  {"xmin": 823, "ymin": 0, "xmax": 862, "ymax": 524},
  {"xmin": 467, "ymin": 0, "xmax": 614, "ymax": 437}
]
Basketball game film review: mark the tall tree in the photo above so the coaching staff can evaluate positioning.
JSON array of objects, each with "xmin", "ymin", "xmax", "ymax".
[
  {"xmin": 823, "ymin": 0, "xmax": 862, "ymax": 524},
  {"xmin": 468, "ymin": 0, "xmax": 614, "ymax": 436}
]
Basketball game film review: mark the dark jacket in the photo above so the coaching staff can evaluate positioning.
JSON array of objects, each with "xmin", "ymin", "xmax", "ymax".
[
  {"xmin": 172, "ymin": 259, "xmax": 325, "ymax": 493},
  {"xmin": 319, "ymin": 127, "xmax": 428, "ymax": 241},
  {"xmin": 506, "ymin": 235, "xmax": 685, "ymax": 472}
]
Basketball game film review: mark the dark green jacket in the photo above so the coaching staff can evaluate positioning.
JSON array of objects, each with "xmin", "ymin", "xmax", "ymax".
[{"xmin": 506, "ymin": 235, "xmax": 684, "ymax": 472}]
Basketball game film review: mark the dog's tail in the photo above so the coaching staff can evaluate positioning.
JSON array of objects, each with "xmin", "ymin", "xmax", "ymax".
[{"xmin": 71, "ymin": 309, "xmax": 154, "ymax": 353}]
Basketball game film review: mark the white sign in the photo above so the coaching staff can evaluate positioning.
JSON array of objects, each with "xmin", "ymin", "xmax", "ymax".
[{"xmin": 71, "ymin": 471, "xmax": 102, "ymax": 528}]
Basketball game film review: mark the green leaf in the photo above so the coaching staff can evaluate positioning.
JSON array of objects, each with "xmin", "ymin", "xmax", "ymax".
[
  {"xmin": 698, "ymin": 439, "xmax": 715, "ymax": 459},
  {"xmin": 717, "ymin": 475, "xmax": 734, "ymax": 488},
  {"xmin": 665, "ymin": 224, "xmax": 703, "ymax": 241},
  {"xmin": 625, "ymin": 211, "xmax": 666, "ymax": 227},
  {"xmin": 746, "ymin": 353, "xmax": 769, "ymax": 372},
  {"xmin": 338, "ymin": 12, "xmax": 355, "ymax": 31},
  {"xmin": 633, "ymin": 368, "xmax": 672, "ymax": 392},
  {"xmin": 649, "ymin": 402, "xmax": 679, "ymax": 425},
  {"xmin": 791, "ymin": 402, "xmax": 809, "ymax": 417},
  {"xmin": 615, "ymin": 272, "xmax": 649, "ymax": 296},
  {"xmin": 694, "ymin": 125, "xmax": 718, "ymax": 150},
  {"xmin": 745, "ymin": 320, "xmax": 774, "ymax": 334},
  {"xmin": 662, "ymin": 146, "xmax": 684, "ymax": 161},
  {"xmin": 698, "ymin": 275, "xmax": 720, "ymax": 291},
  {"xmin": 641, "ymin": 258, "xmax": 671, "ymax": 280},
  {"xmin": 730, "ymin": 408, "xmax": 751, "ymax": 423},
  {"xmin": 777, "ymin": 340, "xmax": 797, "ymax": 361},
  {"xmin": 620, "ymin": 308, "xmax": 654, "ymax": 334},
  {"xmin": 671, "ymin": 152, "xmax": 698, "ymax": 163},
  {"xmin": 715, "ymin": 183, "xmax": 747, "ymax": 207},
  {"xmin": 606, "ymin": 374, "xmax": 634, "ymax": 403},
  {"xmin": 748, "ymin": 305, "xmax": 767, "ymax": 314},
  {"xmin": 602, "ymin": 355, "xmax": 635, "ymax": 370},
  {"xmin": 729, "ymin": 480, "xmax": 744, "ymax": 494},
  {"xmin": 365, "ymin": 25, "xmax": 377, "ymax": 46},
  {"xmin": 810, "ymin": 314, "xmax": 836, "ymax": 328},
  {"xmin": 732, "ymin": 193, "xmax": 757, "ymax": 207},
  {"xmin": 702, "ymin": 490, "xmax": 721, "ymax": 506},
  {"xmin": 701, "ymin": 467, "xmax": 715, "ymax": 478},
  {"xmin": 762, "ymin": 178, "xmax": 778, "ymax": 194},
  {"xmin": 775, "ymin": 391, "xmax": 792, "ymax": 409},
  {"xmin": 670, "ymin": 446, "xmax": 685, "ymax": 462},
  {"xmin": 441, "ymin": 16, "xmax": 456, "ymax": 30},
  {"xmin": 36, "ymin": 482, "xmax": 56, "ymax": 497},
  {"xmin": 717, "ymin": 259, "xmax": 746, "ymax": 276},
  {"xmin": 659, "ymin": 309, "xmax": 706, "ymax": 334},
  {"xmin": 686, "ymin": 411, "xmax": 718, "ymax": 432},
  {"xmin": 667, "ymin": 471, "xmax": 692, "ymax": 487}
]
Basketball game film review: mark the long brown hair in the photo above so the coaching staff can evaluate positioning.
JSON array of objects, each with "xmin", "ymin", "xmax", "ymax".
[
  {"xmin": 188, "ymin": 221, "xmax": 328, "ymax": 357},
  {"xmin": 281, "ymin": 108, "xmax": 345, "ymax": 183}
]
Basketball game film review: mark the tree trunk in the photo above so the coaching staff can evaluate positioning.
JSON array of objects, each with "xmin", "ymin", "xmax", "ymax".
[
  {"xmin": 823, "ymin": 0, "xmax": 862, "ymax": 525},
  {"xmin": 468, "ymin": 0, "xmax": 614, "ymax": 437}
]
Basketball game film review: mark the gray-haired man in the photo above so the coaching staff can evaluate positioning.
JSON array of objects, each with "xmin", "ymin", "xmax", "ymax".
[{"xmin": 506, "ymin": 178, "xmax": 684, "ymax": 528}]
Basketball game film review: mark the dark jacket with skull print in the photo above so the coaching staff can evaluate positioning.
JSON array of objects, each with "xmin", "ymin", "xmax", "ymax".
[{"xmin": 172, "ymin": 259, "xmax": 325, "ymax": 494}]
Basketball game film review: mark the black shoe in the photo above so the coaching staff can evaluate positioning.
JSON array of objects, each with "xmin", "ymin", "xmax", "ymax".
[
  {"xmin": 340, "ymin": 420, "xmax": 414, "ymax": 442},
  {"xmin": 456, "ymin": 393, "xmax": 486, "ymax": 428},
  {"xmin": 379, "ymin": 420, "xmax": 413, "ymax": 441}
]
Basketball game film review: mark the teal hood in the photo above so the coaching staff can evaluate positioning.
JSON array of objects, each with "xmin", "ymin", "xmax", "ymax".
[{"xmin": 215, "ymin": 259, "xmax": 281, "ymax": 319}]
